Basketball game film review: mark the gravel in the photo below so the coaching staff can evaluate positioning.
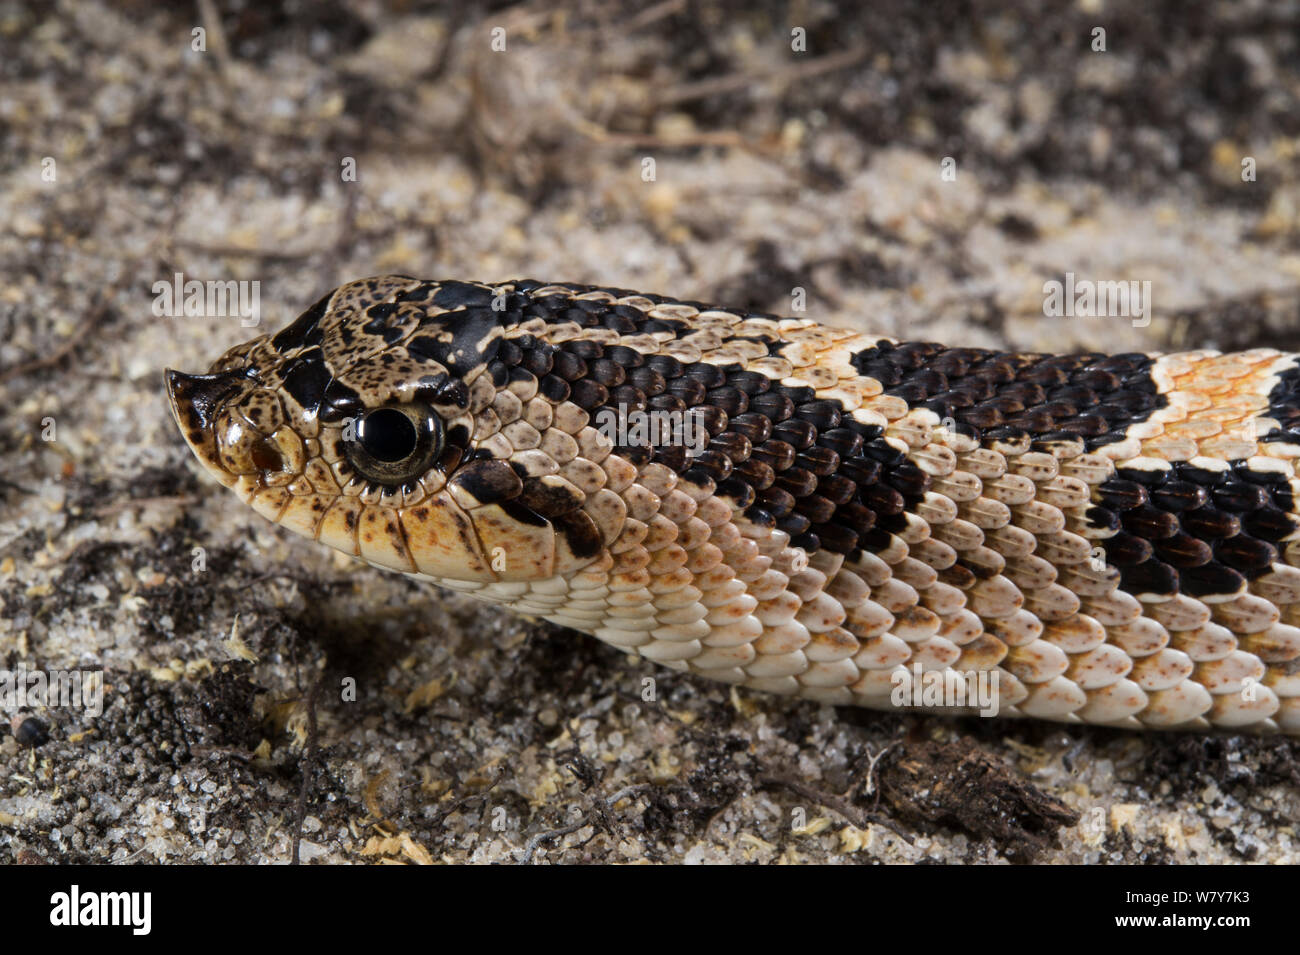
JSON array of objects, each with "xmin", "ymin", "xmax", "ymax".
[{"xmin": 2, "ymin": 0, "xmax": 1298, "ymax": 864}]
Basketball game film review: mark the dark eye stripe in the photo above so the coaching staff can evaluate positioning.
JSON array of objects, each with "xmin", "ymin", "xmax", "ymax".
[{"xmin": 278, "ymin": 348, "xmax": 332, "ymax": 415}]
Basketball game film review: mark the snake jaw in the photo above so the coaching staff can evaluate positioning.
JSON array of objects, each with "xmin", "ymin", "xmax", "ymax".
[
  {"xmin": 166, "ymin": 367, "xmax": 302, "ymax": 493},
  {"xmin": 165, "ymin": 368, "xmax": 242, "ymax": 489}
]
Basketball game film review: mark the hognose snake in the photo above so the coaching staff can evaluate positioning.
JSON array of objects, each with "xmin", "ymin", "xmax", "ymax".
[{"xmin": 165, "ymin": 276, "xmax": 1300, "ymax": 735}]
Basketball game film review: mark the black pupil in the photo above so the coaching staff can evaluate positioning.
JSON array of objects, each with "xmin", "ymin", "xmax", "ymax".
[{"xmin": 359, "ymin": 408, "xmax": 418, "ymax": 462}]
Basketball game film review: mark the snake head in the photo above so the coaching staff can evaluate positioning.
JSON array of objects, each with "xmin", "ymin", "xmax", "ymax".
[{"xmin": 167, "ymin": 276, "xmax": 616, "ymax": 587}]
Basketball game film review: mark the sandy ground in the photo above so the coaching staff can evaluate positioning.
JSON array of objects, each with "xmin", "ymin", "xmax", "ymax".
[{"xmin": 2, "ymin": 0, "xmax": 1300, "ymax": 864}]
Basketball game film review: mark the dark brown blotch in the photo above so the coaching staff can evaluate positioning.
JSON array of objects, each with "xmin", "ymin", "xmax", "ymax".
[
  {"xmin": 448, "ymin": 459, "xmax": 524, "ymax": 506},
  {"xmin": 555, "ymin": 510, "xmax": 605, "ymax": 558},
  {"xmin": 519, "ymin": 477, "xmax": 584, "ymax": 517}
]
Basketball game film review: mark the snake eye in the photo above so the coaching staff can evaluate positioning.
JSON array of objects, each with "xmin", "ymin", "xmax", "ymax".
[{"xmin": 344, "ymin": 403, "xmax": 443, "ymax": 486}]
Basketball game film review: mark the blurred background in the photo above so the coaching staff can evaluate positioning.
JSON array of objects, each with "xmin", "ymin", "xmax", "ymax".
[{"xmin": 2, "ymin": 1, "xmax": 1299, "ymax": 864}]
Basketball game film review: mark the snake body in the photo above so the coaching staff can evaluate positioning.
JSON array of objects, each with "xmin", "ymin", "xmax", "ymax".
[{"xmin": 166, "ymin": 276, "xmax": 1300, "ymax": 734}]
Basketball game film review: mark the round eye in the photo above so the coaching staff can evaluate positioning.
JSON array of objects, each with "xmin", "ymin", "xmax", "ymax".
[{"xmin": 344, "ymin": 403, "xmax": 443, "ymax": 486}]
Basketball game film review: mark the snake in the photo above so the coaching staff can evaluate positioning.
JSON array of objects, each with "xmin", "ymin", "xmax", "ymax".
[{"xmin": 165, "ymin": 275, "xmax": 1300, "ymax": 735}]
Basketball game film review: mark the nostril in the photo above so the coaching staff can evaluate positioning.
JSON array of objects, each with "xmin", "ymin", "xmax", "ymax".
[{"xmin": 250, "ymin": 436, "xmax": 285, "ymax": 472}]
